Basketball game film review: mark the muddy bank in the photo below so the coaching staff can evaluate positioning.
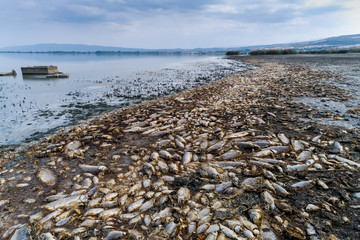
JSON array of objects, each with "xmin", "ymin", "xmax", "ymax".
[{"xmin": 0, "ymin": 58, "xmax": 359, "ymax": 240}]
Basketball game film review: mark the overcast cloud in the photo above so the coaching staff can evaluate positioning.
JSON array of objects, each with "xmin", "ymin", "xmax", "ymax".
[{"xmin": 0, "ymin": 0, "xmax": 358, "ymax": 48}]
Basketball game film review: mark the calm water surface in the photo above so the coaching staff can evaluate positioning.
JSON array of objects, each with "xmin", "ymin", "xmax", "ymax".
[{"xmin": 0, "ymin": 53, "xmax": 250, "ymax": 147}]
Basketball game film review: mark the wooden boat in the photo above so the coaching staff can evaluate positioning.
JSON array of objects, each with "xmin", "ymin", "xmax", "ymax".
[
  {"xmin": 21, "ymin": 65, "xmax": 59, "ymax": 75},
  {"xmin": 0, "ymin": 70, "xmax": 16, "ymax": 76}
]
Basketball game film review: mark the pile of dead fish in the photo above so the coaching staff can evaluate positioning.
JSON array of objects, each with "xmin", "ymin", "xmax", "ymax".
[{"xmin": 1, "ymin": 62, "xmax": 359, "ymax": 240}]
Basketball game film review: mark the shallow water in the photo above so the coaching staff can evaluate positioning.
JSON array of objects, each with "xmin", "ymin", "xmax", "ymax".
[{"xmin": 0, "ymin": 53, "xmax": 251, "ymax": 147}]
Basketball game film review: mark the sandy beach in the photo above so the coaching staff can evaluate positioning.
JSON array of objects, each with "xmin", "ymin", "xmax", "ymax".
[{"xmin": 1, "ymin": 57, "xmax": 359, "ymax": 239}]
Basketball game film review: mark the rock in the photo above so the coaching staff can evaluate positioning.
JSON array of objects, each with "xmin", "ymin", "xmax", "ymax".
[
  {"xmin": 64, "ymin": 140, "xmax": 81, "ymax": 158},
  {"xmin": 37, "ymin": 168, "xmax": 57, "ymax": 186},
  {"xmin": 10, "ymin": 225, "xmax": 31, "ymax": 240}
]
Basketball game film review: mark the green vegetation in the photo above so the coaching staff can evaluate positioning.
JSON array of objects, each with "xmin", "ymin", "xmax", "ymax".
[
  {"xmin": 225, "ymin": 50, "xmax": 241, "ymax": 55},
  {"xmin": 249, "ymin": 49, "xmax": 297, "ymax": 55},
  {"xmin": 249, "ymin": 48, "xmax": 360, "ymax": 55},
  {"xmin": 301, "ymin": 49, "xmax": 360, "ymax": 54}
]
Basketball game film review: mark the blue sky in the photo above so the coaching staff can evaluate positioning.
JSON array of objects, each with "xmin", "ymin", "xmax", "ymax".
[{"xmin": 0, "ymin": 0, "xmax": 359, "ymax": 49}]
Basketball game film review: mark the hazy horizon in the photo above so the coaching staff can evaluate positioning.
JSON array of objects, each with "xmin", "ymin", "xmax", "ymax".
[{"xmin": 0, "ymin": 1, "xmax": 359, "ymax": 49}]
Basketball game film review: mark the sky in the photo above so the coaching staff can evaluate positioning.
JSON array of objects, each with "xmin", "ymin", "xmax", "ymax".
[{"xmin": 0, "ymin": 0, "xmax": 359, "ymax": 49}]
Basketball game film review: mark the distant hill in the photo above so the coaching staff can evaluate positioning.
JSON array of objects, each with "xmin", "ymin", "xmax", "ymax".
[
  {"xmin": 0, "ymin": 43, "xmax": 148, "ymax": 52},
  {"xmin": 0, "ymin": 43, "xmax": 229, "ymax": 53},
  {"xmin": 0, "ymin": 34, "xmax": 359, "ymax": 53},
  {"xmin": 259, "ymin": 34, "xmax": 360, "ymax": 50}
]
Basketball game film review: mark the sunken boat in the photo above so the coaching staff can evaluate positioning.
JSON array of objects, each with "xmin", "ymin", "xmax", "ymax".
[
  {"xmin": 21, "ymin": 65, "xmax": 69, "ymax": 78},
  {"xmin": 0, "ymin": 69, "xmax": 16, "ymax": 76}
]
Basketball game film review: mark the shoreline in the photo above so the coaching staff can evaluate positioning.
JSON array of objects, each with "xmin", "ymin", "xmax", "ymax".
[
  {"xmin": 1, "ymin": 58, "xmax": 359, "ymax": 239},
  {"xmin": 0, "ymin": 55, "xmax": 250, "ymax": 149}
]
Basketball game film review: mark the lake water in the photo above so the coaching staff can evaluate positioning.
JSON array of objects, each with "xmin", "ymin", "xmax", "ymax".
[{"xmin": 0, "ymin": 53, "xmax": 250, "ymax": 147}]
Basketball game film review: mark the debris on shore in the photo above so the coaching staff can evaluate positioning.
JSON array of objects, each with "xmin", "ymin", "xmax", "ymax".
[{"xmin": 0, "ymin": 59, "xmax": 359, "ymax": 239}]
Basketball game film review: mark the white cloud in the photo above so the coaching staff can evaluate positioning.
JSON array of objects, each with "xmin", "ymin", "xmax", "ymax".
[
  {"xmin": 203, "ymin": 4, "xmax": 240, "ymax": 14},
  {"xmin": 303, "ymin": 0, "xmax": 337, "ymax": 8}
]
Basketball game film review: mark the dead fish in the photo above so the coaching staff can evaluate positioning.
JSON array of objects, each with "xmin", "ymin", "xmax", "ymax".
[
  {"xmin": 40, "ymin": 232, "xmax": 57, "ymax": 240},
  {"xmin": 306, "ymin": 223, "xmax": 316, "ymax": 236},
  {"xmin": 239, "ymin": 215, "xmax": 258, "ymax": 232},
  {"xmin": 182, "ymin": 151, "xmax": 192, "ymax": 165},
  {"xmin": 104, "ymin": 231, "xmax": 127, "ymax": 240},
  {"xmin": 164, "ymin": 222, "xmax": 177, "ymax": 236},
  {"xmin": 55, "ymin": 216, "xmax": 72, "ymax": 227},
  {"xmin": 84, "ymin": 208, "xmax": 104, "ymax": 217},
  {"xmin": 206, "ymin": 224, "xmax": 220, "ymax": 234},
  {"xmin": 205, "ymin": 231, "xmax": 218, "ymax": 240},
  {"xmin": 216, "ymin": 181, "xmax": 233, "ymax": 192},
  {"xmin": 44, "ymin": 195, "xmax": 88, "ymax": 211},
  {"xmin": 272, "ymin": 182, "xmax": 290, "ymax": 196},
  {"xmin": 159, "ymin": 150, "xmax": 172, "ymax": 160},
  {"xmin": 262, "ymin": 191, "xmax": 276, "ymax": 210},
  {"xmin": 317, "ymin": 180, "xmax": 329, "ymax": 190},
  {"xmin": 150, "ymin": 152, "xmax": 159, "ymax": 161},
  {"xmin": 79, "ymin": 164, "xmax": 107, "ymax": 172},
  {"xmin": 40, "ymin": 209, "xmax": 63, "ymax": 224},
  {"xmin": 248, "ymin": 208, "xmax": 262, "ymax": 224},
  {"xmin": 142, "ymin": 179, "xmax": 151, "ymax": 189},
  {"xmin": 197, "ymin": 222, "xmax": 210, "ymax": 234},
  {"xmin": 153, "ymin": 207, "xmax": 172, "ymax": 221},
  {"xmin": 219, "ymin": 224, "xmax": 245, "ymax": 240},
  {"xmin": 129, "ymin": 182, "xmax": 142, "ymax": 195},
  {"xmin": 275, "ymin": 199, "xmax": 293, "ymax": 213},
  {"xmin": 177, "ymin": 187, "xmax": 191, "ymax": 203},
  {"xmin": 139, "ymin": 199, "xmax": 154, "ymax": 212},
  {"xmin": 263, "ymin": 169, "xmax": 277, "ymax": 181},
  {"xmin": 99, "ymin": 208, "xmax": 121, "ymax": 219},
  {"xmin": 233, "ymin": 142, "xmax": 261, "ymax": 151},
  {"xmin": 201, "ymin": 184, "xmax": 216, "ymax": 191},
  {"xmin": 119, "ymin": 194, "xmax": 128, "ymax": 206},
  {"xmin": 278, "ymin": 133, "xmax": 289, "ymax": 144},
  {"xmin": 311, "ymin": 135, "xmax": 322, "ymax": 143},
  {"xmin": 205, "ymin": 166, "xmax": 220, "ymax": 178},
  {"xmin": 292, "ymin": 140, "xmax": 304, "ymax": 152},
  {"xmin": 80, "ymin": 219, "xmax": 99, "ymax": 228},
  {"xmin": 119, "ymin": 212, "xmax": 139, "ymax": 221},
  {"xmin": 187, "ymin": 222, "xmax": 197, "ymax": 235},
  {"xmin": 224, "ymin": 131, "xmax": 249, "ymax": 139},
  {"xmin": 103, "ymin": 192, "xmax": 118, "ymax": 202},
  {"xmin": 260, "ymin": 224, "xmax": 277, "ymax": 240},
  {"xmin": 332, "ymin": 142, "xmax": 344, "ymax": 153},
  {"xmin": 129, "ymin": 230, "xmax": 144, "ymax": 240},
  {"xmin": 253, "ymin": 146, "xmax": 288, "ymax": 157},
  {"xmin": 287, "ymin": 164, "xmax": 309, "ymax": 172},
  {"xmin": 198, "ymin": 208, "xmax": 211, "ymax": 221},
  {"xmin": 220, "ymin": 150, "xmax": 241, "ymax": 160},
  {"xmin": 128, "ymin": 199, "xmax": 145, "ymax": 212},
  {"xmin": 241, "ymin": 177, "xmax": 262, "ymax": 190},
  {"xmin": 168, "ymin": 163, "xmax": 179, "ymax": 173},
  {"xmin": 306, "ymin": 204, "xmax": 320, "ymax": 212},
  {"xmin": 297, "ymin": 151, "xmax": 312, "ymax": 161},
  {"xmin": 329, "ymin": 155, "xmax": 360, "ymax": 168},
  {"xmin": 175, "ymin": 139, "xmax": 185, "ymax": 149},
  {"xmin": 291, "ymin": 180, "xmax": 315, "ymax": 189},
  {"xmin": 208, "ymin": 140, "xmax": 226, "ymax": 152},
  {"xmin": 158, "ymin": 160, "xmax": 169, "ymax": 172}
]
